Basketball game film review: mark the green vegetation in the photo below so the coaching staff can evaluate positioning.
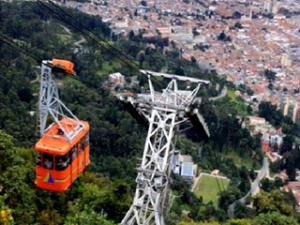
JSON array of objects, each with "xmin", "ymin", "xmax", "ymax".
[
  {"xmin": 252, "ymin": 212, "xmax": 298, "ymax": 225},
  {"xmin": 258, "ymin": 101, "xmax": 298, "ymax": 135},
  {"xmin": 223, "ymin": 89, "xmax": 248, "ymax": 116},
  {"xmin": 178, "ymin": 219, "xmax": 253, "ymax": 225},
  {"xmin": 0, "ymin": 130, "xmax": 130, "ymax": 224},
  {"xmin": 226, "ymin": 150, "xmax": 253, "ymax": 169},
  {"xmin": 253, "ymin": 191, "xmax": 295, "ymax": 216},
  {"xmin": 258, "ymin": 101, "xmax": 300, "ymax": 179},
  {"xmin": 194, "ymin": 175, "xmax": 230, "ymax": 207},
  {"xmin": 178, "ymin": 214, "xmax": 299, "ymax": 225}
]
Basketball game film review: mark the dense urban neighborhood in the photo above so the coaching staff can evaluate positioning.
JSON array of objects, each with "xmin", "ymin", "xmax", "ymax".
[{"xmin": 55, "ymin": 0, "xmax": 300, "ymax": 127}]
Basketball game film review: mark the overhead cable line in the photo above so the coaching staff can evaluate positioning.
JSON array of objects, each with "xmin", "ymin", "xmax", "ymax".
[
  {"xmin": 37, "ymin": 1, "xmax": 185, "ymax": 75},
  {"xmin": 0, "ymin": 32, "xmax": 84, "ymax": 85},
  {"xmin": 47, "ymin": 1, "xmax": 139, "ymax": 67},
  {"xmin": 36, "ymin": 0, "xmax": 140, "ymax": 72},
  {"xmin": 0, "ymin": 32, "xmax": 42, "ymax": 63}
]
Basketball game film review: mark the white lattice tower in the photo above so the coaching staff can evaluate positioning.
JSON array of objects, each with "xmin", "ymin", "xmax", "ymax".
[
  {"xmin": 120, "ymin": 70, "xmax": 210, "ymax": 225},
  {"xmin": 38, "ymin": 60, "xmax": 83, "ymax": 141}
]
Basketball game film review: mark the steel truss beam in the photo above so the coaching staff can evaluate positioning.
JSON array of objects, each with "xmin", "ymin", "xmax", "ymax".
[
  {"xmin": 121, "ymin": 71, "xmax": 210, "ymax": 225},
  {"xmin": 38, "ymin": 60, "xmax": 83, "ymax": 141}
]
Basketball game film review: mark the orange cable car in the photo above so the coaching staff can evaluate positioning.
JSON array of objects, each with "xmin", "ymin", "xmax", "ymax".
[
  {"xmin": 35, "ymin": 59, "xmax": 90, "ymax": 192},
  {"xmin": 51, "ymin": 58, "xmax": 76, "ymax": 75}
]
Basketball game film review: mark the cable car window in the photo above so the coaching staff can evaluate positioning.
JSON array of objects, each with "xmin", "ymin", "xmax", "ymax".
[
  {"xmin": 79, "ymin": 143, "xmax": 84, "ymax": 153},
  {"xmin": 43, "ymin": 154, "xmax": 53, "ymax": 169},
  {"xmin": 36, "ymin": 152, "xmax": 41, "ymax": 166},
  {"xmin": 71, "ymin": 146, "xmax": 77, "ymax": 161},
  {"xmin": 82, "ymin": 135, "xmax": 89, "ymax": 149},
  {"xmin": 55, "ymin": 154, "xmax": 70, "ymax": 171}
]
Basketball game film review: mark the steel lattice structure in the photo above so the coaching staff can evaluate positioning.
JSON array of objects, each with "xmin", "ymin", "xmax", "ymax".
[
  {"xmin": 119, "ymin": 70, "xmax": 210, "ymax": 225},
  {"xmin": 38, "ymin": 60, "xmax": 83, "ymax": 141}
]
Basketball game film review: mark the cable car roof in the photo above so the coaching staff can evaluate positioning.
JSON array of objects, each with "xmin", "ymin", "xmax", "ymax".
[{"xmin": 35, "ymin": 118, "xmax": 89, "ymax": 155}]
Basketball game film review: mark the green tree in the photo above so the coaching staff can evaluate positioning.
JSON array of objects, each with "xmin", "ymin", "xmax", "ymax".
[
  {"xmin": 218, "ymin": 186, "xmax": 241, "ymax": 211},
  {"xmin": 252, "ymin": 191, "xmax": 294, "ymax": 216},
  {"xmin": 0, "ymin": 193, "xmax": 14, "ymax": 225},
  {"xmin": 258, "ymin": 101, "xmax": 283, "ymax": 128},
  {"xmin": 252, "ymin": 212, "xmax": 298, "ymax": 225},
  {"xmin": 234, "ymin": 202, "xmax": 253, "ymax": 219},
  {"xmin": 178, "ymin": 219, "xmax": 221, "ymax": 225},
  {"xmin": 260, "ymin": 178, "xmax": 284, "ymax": 192},
  {"xmin": 225, "ymin": 219, "xmax": 251, "ymax": 225},
  {"xmin": 0, "ymin": 131, "xmax": 15, "ymax": 171},
  {"xmin": 37, "ymin": 209, "xmax": 63, "ymax": 225},
  {"xmin": 64, "ymin": 205, "xmax": 114, "ymax": 225},
  {"xmin": 264, "ymin": 69, "xmax": 276, "ymax": 82}
]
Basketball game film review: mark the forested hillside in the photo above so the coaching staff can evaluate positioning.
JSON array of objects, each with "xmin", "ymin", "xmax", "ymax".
[{"xmin": 0, "ymin": 1, "xmax": 299, "ymax": 225}]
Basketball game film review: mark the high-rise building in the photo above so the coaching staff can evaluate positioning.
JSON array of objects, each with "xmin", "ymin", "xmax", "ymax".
[
  {"xmin": 264, "ymin": 0, "xmax": 274, "ymax": 14},
  {"xmin": 280, "ymin": 97, "xmax": 300, "ymax": 127},
  {"xmin": 293, "ymin": 102, "xmax": 300, "ymax": 126},
  {"xmin": 281, "ymin": 53, "xmax": 292, "ymax": 68}
]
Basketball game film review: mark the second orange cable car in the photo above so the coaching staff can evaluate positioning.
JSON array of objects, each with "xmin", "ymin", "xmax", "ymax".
[{"xmin": 35, "ymin": 59, "xmax": 90, "ymax": 192}]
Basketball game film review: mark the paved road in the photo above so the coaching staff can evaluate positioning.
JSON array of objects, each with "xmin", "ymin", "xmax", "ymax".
[
  {"xmin": 228, "ymin": 157, "xmax": 269, "ymax": 217},
  {"xmin": 74, "ymin": 36, "xmax": 86, "ymax": 47},
  {"xmin": 209, "ymin": 86, "xmax": 228, "ymax": 101}
]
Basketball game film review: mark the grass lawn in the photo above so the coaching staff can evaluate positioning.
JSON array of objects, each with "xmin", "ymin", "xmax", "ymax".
[
  {"xmin": 96, "ymin": 61, "xmax": 120, "ymax": 77},
  {"xmin": 57, "ymin": 33, "xmax": 72, "ymax": 43},
  {"xmin": 227, "ymin": 89, "xmax": 248, "ymax": 116},
  {"xmin": 226, "ymin": 150, "xmax": 253, "ymax": 170},
  {"xmin": 194, "ymin": 174, "xmax": 230, "ymax": 207}
]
